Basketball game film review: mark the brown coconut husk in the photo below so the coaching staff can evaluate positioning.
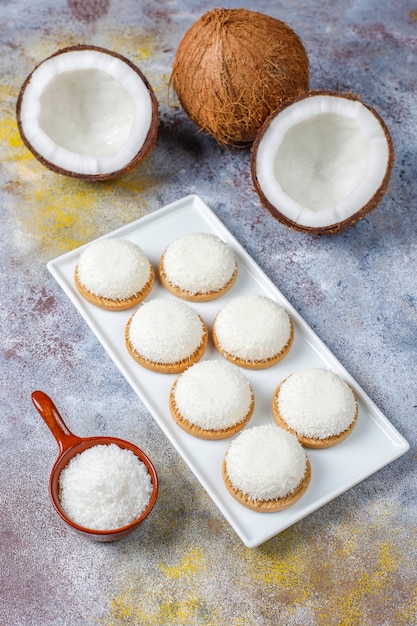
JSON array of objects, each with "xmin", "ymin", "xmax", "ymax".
[
  {"xmin": 171, "ymin": 8, "xmax": 309, "ymax": 148},
  {"xmin": 251, "ymin": 90, "xmax": 395, "ymax": 234},
  {"xmin": 16, "ymin": 45, "xmax": 159, "ymax": 181}
]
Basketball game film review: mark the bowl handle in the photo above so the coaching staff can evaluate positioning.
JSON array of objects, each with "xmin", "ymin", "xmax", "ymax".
[{"xmin": 31, "ymin": 390, "xmax": 82, "ymax": 454}]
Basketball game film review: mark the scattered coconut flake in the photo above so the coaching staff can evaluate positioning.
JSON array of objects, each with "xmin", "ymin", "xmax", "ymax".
[
  {"xmin": 214, "ymin": 294, "xmax": 291, "ymax": 361},
  {"xmin": 58, "ymin": 444, "xmax": 153, "ymax": 530},
  {"xmin": 225, "ymin": 424, "xmax": 307, "ymax": 500},
  {"xmin": 162, "ymin": 232, "xmax": 237, "ymax": 294},
  {"xmin": 277, "ymin": 368, "xmax": 357, "ymax": 439},
  {"xmin": 173, "ymin": 360, "xmax": 253, "ymax": 430},
  {"xmin": 77, "ymin": 238, "xmax": 151, "ymax": 300},
  {"xmin": 128, "ymin": 298, "xmax": 205, "ymax": 364}
]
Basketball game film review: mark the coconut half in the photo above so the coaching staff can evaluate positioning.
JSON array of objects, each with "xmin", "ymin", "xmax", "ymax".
[
  {"xmin": 16, "ymin": 45, "xmax": 158, "ymax": 180},
  {"xmin": 252, "ymin": 91, "xmax": 394, "ymax": 233}
]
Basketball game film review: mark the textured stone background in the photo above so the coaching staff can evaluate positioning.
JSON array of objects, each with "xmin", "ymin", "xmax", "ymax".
[{"xmin": 1, "ymin": 1, "xmax": 416, "ymax": 624}]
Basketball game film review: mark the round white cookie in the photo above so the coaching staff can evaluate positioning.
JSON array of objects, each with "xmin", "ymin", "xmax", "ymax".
[
  {"xmin": 159, "ymin": 232, "xmax": 237, "ymax": 301},
  {"xmin": 125, "ymin": 298, "xmax": 208, "ymax": 373},
  {"xmin": 273, "ymin": 368, "xmax": 358, "ymax": 448},
  {"xmin": 170, "ymin": 360, "xmax": 254, "ymax": 439},
  {"xmin": 223, "ymin": 424, "xmax": 311, "ymax": 511},
  {"xmin": 75, "ymin": 238, "xmax": 153, "ymax": 310},
  {"xmin": 213, "ymin": 294, "xmax": 293, "ymax": 368}
]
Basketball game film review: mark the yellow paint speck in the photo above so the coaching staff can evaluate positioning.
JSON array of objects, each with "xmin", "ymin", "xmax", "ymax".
[
  {"xmin": 108, "ymin": 26, "xmax": 156, "ymax": 63},
  {"xmin": 160, "ymin": 546, "xmax": 205, "ymax": 579},
  {"xmin": 4, "ymin": 113, "xmax": 160, "ymax": 255},
  {"xmin": 0, "ymin": 118, "xmax": 30, "ymax": 157}
]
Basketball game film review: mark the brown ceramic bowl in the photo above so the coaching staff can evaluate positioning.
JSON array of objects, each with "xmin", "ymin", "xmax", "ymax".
[{"xmin": 31, "ymin": 390, "xmax": 158, "ymax": 542}]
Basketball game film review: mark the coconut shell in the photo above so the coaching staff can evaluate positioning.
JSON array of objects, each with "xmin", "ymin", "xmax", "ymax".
[
  {"xmin": 171, "ymin": 8, "xmax": 309, "ymax": 148},
  {"xmin": 16, "ymin": 45, "xmax": 159, "ymax": 181},
  {"xmin": 251, "ymin": 90, "xmax": 395, "ymax": 234}
]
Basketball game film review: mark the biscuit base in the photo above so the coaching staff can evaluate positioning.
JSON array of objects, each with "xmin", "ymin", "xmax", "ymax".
[
  {"xmin": 125, "ymin": 315, "xmax": 208, "ymax": 374},
  {"xmin": 159, "ymin": 257, "xmax": 238, "ymax": 302},
  {"xmin": 169, "ymin": 379, "xmax": 254, "ymax": 440},
  {"xmin": 222, "ymin": 458, "xmax": 311, "ymax": 512},
  {"xmin": 212, "ymin": 320, "xmax": 294, "ymax": 370},
  {"xmin": 272, "ymin": 382, "xmax": 358, "ymax": 448},
  {"xmin": 74, "ymin": 264, "xmax": 154, "ymax": 311}
]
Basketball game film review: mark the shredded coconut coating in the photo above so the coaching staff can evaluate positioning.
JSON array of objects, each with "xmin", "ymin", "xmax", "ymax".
[
  {"xmin": 58, "ymin": 444, "xmax": 153, "ymax": 530},
  {"xmin": 173, "ymin": 360, "xmax": 253, "ymax": 430},
  {"xmin": 214, "ymin": 294, "xmax": 291, "ymax": 361},
  {"xmin": 77, "ymin": 238, "xmax": 151, "ymax": 300},
  {"xmin": 225, "ymin": 424, "xmax": 307, "ymax": 501},
  {"xmin": 162, "ymin": 232, "xmax": 237, "ymax": 293},
  {"xmin": 277, "ymin": 368, "xmax": 357, "ymax": 439},
  {"xmin": 128, "ymin": 298, "xmax": 205, "ymax": 364}
]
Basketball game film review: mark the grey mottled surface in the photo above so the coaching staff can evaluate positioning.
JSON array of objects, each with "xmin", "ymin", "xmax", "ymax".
[{"xmin": 1, "ymin": 1, "xmax": 416, "ymax": 624}]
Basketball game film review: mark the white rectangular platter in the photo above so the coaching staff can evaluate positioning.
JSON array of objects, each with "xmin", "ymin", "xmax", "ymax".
[{"xmin": 47, "ymin": 194, "xmax": 409, "ymax": 548}]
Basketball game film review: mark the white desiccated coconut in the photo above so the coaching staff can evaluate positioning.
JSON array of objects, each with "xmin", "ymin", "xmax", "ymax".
[
  {"xmin": 214, "ymin": 294, "xmax": 291, "ymax": 361},
  {"xmin": 77, "ymin": 238, "xmax": 151, "ymax": 300},
  {"xmin": 58, "ymin": 444, "xmax": 153, "ymax": 530},
  {"xmin": 225, "ymin": 424, "xmax": 307, "ymax": 501},
  {"xmin": 173, "ymin": 360, "xmax": 253, "ymax": 430},
  {"xmin": 162, "ymin": 232, "xmax": 237, "ymax": 294},
  {"xmin": 128, "ymin": 298, "xmax": 205, "ymax": 364},
  {"xmin": 277, "ymin": 368, "xmax": 357, "ymax": 439}
]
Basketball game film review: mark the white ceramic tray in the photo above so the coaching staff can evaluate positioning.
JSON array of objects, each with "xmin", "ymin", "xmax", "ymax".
[{"xmin": 47, "ymin": 194, "xmax": 409, "ymax": 548}]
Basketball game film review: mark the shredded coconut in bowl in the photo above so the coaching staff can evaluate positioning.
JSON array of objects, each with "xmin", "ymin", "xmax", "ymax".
[{"xmin": 58, "ymin": 444, "xmax": 153, "ymax": 530}]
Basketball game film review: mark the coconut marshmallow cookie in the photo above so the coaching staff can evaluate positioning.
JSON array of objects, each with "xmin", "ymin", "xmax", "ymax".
[
  {"xmin": 125, "ymin": 298, "xmax": 208, "ymax": 373},
  {"xmin": 212, "ymin": 294, "xmax": 294, "ymax": 369},
  {"xmin": 74, "ymin": 238, "xmax": 154, "ymax": 310},
  {"xmin": 222, "ymin": 424, "xmax": 311, "ymax": 512},
  {"xmin": 159, "ymin": 232, "xmax": 238, "ymax": 301},
  {"xmin": 272, "ymin": 368, "xmax": 358, "ymax": 448},
  {"xmin": 170, "ymin": 360, "xmax": 254, "ymax": 439}
]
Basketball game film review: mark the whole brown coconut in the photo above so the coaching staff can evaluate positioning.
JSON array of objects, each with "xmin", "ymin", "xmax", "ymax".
[{"xmin": 171, "ymin": 8, "xmax": 309, "ymax": 148}]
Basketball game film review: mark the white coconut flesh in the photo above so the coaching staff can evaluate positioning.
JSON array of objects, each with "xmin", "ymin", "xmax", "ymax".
[
  {"xmin": 255, "ymin": 95, "xmax": 390, "ymax": 229},
  {"xmin": 18, "ymin": 49, "xmax": 154, "ymax": 176}
]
